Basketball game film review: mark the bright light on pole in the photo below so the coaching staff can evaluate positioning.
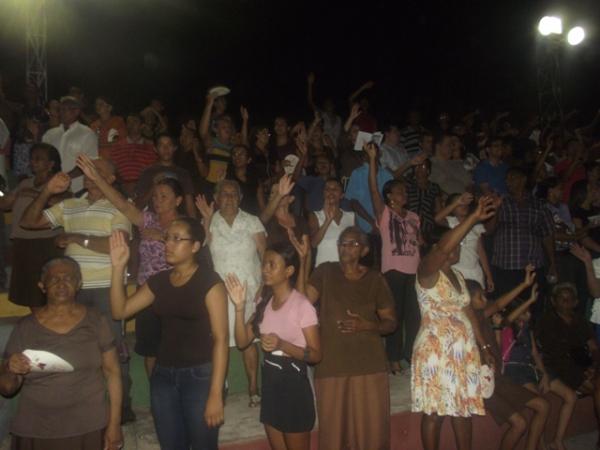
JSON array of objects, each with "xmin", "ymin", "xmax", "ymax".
[
  {"xmin": 567, "ymin": 26, "xmax": 585, "ymax": 46},
  {"xmin": 538, "ymin": 16, "xmax": 563, "ymax": 36}
]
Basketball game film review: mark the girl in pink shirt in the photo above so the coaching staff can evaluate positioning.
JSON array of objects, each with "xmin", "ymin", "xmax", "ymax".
[
  {"xmin": 225, "ymin": 241, "xmax": 321, "ymax": 450},
  {"xmin": 366, "ymin": 142, "xmax": 422, "ymax": 374}
]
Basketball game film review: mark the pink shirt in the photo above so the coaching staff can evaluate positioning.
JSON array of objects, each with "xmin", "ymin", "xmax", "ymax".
[
  {"xmin": 379, "ymin": 206, "xmax": 420, "ymax": 274},
  {"xmin": 259, "ymin": 289, "xmax": 318, "ymax": 349}
]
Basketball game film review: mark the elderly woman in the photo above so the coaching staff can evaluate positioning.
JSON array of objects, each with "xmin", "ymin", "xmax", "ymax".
[
  {"xmin": 303, "ymin": 226, "xmax": 397, "ymax": 450},
  {"xmin": 0, "ymin": 257, "xmax": 122, "ymax": 450},
  {"xmin": 196, "ymin": 179, "xmax": 266, "ymax": 407}
]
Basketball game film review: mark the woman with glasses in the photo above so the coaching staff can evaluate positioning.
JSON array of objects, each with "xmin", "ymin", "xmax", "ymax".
[
  {"xmin": 76, "ymin": 154, "xmax": 184, "ymax": 376},
  {"xmin": 109, "ymin": 220, "xmax": 228, "ymax": 450},
  {"xmin": 302, "ymin": 226, "xmax": 397, "ymax": 450},
  {"xmin": 196, "ymin": 179, "xmax": 267, "ymax": 408}
]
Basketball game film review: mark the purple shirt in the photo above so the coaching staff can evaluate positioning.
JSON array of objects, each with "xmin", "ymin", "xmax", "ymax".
[{"xmin": 138, "ymin": 211, "xmax": 170, "ymax": 285}]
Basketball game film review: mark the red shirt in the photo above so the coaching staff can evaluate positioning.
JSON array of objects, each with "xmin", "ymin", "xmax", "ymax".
[{"xmin": 109, "ymin": 137, "xmax": 157, "ymax": 183}]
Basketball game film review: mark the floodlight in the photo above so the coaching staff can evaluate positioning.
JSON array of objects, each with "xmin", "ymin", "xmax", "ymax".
[
  {"xmin": 538, "ymin": 16, "xmax": 563, "ymax": 36},
  {"xmin": 567, "ymin": 26, "xmax": 585, "ymax": 46}
]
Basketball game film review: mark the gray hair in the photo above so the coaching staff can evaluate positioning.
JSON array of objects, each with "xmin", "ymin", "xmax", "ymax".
[
  {"xmin": 214, "ymin": 179, "xmax": 242, "ymax": 199},
  {"xmin": 40, "ymin": 256, "xmax": 82, "ymax": 283},
  {"xmin": 339, "ymin": 226, "xmax": 369, "ymax": 247}
]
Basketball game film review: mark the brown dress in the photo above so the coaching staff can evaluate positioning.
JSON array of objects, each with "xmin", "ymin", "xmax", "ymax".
[{"xmin": 309, "ymin": 262, "xmax": 394, "ymax": 450}]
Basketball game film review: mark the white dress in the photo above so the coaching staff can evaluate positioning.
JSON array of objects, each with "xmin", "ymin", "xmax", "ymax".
[
  {"xmin": 209, "ymin": 209, "xmax": 266, "ymax": 346},
  {"xmin": 447, "ymin": 216, "xmax": 485, "ymax": 285},
  {"xmin": 314, "ymin": 210, "xmax": 355, "ymax": 267}
]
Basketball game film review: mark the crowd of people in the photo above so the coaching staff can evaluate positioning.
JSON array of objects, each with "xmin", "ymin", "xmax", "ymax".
[{"xmin": 0, "ymin": 74, "xmax": 600, "ymax": 450}]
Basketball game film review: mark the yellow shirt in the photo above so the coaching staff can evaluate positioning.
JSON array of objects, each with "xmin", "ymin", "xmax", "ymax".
[{"xmin": 44, "ymin": 195, "xmax": 131, "ymax": 288}]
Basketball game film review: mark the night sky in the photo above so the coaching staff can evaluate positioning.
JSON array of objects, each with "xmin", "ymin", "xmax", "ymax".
[{"xmin": 1, "ymin": 0, "xmax": 599, "ymax": 126}]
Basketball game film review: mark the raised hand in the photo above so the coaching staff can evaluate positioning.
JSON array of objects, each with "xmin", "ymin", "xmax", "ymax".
[
  {"xmin": 363, "ymin": 142, "xmax": 378, "ymax": 162},
  {"xmin": 75, "ymin": 154, "xmax": 100, "ymax": 182},
  {"xmin": 109, "ymin": 230, "xmax": 130, "ymax": 269},
  {"xmin": 524, "ymin": 264, "xmax": 536, "ymax": 286},
  {"xmin": 456, "ymin": 192, "xmax": 474, "ymax": 206},
  {"xmin": 46, "ymin": 172, "xmax": 71, "ymax": 194},
  {"xmin": 287, "ymin": 229, "xmax": 309, "ymax": 260},
  {"xmin": 195, "ymin": 195, "xmax": 215, "ymax": 221},
  {"xmin": 224, "ymin": 274, "xmax": 247, "ymax": 309},
  {"xmin": 570, "ymin": 242, "xmax": 592, "ymax": 263},
  {"xmin": 349, "ymin": 103, "xmax": 361, "ymax": 121},
  {"xmin": 362, "ymin": 80, "xmax": 375, "ymax": 90},
  {"xmin": 276, "ymin": 174, "xmax": 295, "ymax": 198},
  {"xmin": 529, "ymin": 283, "xmax": 539, "ymax": 302},
  {"xmin": 240, "ymin": 106, "xmax": 249, "ymax": 122},
  {"xmin": 7, "ymin": 353, "xmax": 31, "ymax": 375},
  {"xmin": 473, "ymin": 195, "xmax": 497, "ymax": 221}
]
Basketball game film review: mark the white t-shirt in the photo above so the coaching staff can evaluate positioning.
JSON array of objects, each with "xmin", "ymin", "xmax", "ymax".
[
  {"xmin": 314, "ymin": 209, "xmax": 355, "ymax": 267},
  {"xmin": 42, "ymin": 122, "xmax": 98, "ymax": 193},
  {"xmin": 447, "ymin": 216, "xmax": 485, "ymax": 285}
]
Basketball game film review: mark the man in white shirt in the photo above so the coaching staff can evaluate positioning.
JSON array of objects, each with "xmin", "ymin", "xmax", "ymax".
[{"xmin": 42, "ymin": 96, "xmax": 98, "ymax": 193}]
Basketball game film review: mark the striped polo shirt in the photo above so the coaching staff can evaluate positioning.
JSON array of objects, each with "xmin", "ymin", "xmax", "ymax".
[{"xmin": 44, "ymin": 195, "xmax": 131, "ymax": 289}]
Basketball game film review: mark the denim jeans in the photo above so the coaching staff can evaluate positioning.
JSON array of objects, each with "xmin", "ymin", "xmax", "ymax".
[{"xmin": 150, "ymin": 363, "xmax": 218, "ymax": 450}]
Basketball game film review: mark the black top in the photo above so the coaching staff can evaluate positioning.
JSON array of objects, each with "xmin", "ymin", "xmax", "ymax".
[
  {"xmin": 148, "ymin": 267, "xmax": 222, "ymax": 368},
  {"xmin": 227, "ymin": 166, "xmax": 261, "ymax": 215}
]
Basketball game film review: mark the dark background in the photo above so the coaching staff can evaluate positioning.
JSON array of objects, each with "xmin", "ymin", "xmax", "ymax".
[{"xmin": 1, "ymin": 0, "xmax": 599, "ymax": 126}]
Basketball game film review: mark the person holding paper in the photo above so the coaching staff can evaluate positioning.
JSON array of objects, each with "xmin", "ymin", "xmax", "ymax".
[{"xmin": 0, "ymin": 256, "xmax": 123, "ymax": 450}]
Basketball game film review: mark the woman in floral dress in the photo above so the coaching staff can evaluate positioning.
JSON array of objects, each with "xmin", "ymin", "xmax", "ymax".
[{"xmin": 412, "ymin": 195, "xmax": 496, "ymax": 450}]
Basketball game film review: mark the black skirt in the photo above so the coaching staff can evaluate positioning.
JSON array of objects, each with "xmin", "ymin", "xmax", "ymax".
[{"xmin": 260, "ymin": 354, "xmax": 315, "ymax": 433}]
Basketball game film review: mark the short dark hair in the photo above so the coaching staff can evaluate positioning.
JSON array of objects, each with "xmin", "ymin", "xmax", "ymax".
[
  {"xmin": 30, "ymin": 142, "xmax": 62, "ymax": 174},
  {"xmin": 154, "ymin": 132, "xmax": 175, "ymax": 147}
]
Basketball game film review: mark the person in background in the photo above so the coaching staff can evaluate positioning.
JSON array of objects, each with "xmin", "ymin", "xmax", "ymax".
[
  {"xmin": 109, "ymin": 112, "xmax": 157, "ymax": 198},
  {"xmin": 109, "ymin": 221, "xmax": 228, "ymax": 450},
  {"xmin": 406, "ymin": 158, "xmax": 443, "ymax": 245},
  {"xmin": 473, "ymin": 137, "xmax": 509, "ymax": 195},
  {"xmin": 308, "ymin": 178, "xmax": 355, "ymax": 267},
  {"xmin": 224, "ymin": 241, "xmax": 320, "ymax": 450},
  {"xmin": 429, "ymin": 134, "xmax": 472, "ymax": 196},
  {"xmin": 0, "ymin": 143, "xmax": 65, "ymax": 309},
  {"xmin": 536, "ymin": 283, "xmax": 600, "ymax": 450},
  {"xmin": 227, "ymin": 144, "xmax": 264, "ymax": 215},
  {"xmin": 304, "ymin": 226, "xmax": 397, "ymax": 450},
  {"xmin": 0, "ymin": 257, "xmax": 123, "ymax": 450},
  {"xmin": 135, "ymin": 133, "xmax": 196, "ymax": 217},
  {"xmin": 307, "ymin": 72, "xmax": 342, "ymax": 146},
  {"xmin": 11, "ymin": 114, "xmax": 42, "ymax": 181},
  {"xmin": 42, "ymin": 96, "xmax": 98, "ymax": 193},
  {"xmin": 366, "ymin": 142, "xmax": 421, "ymax": 373},
  {"xmin": 400, "ymin": 109, "xmax": 425, "ymax": 157},
  {"xmin": 435, "ymin": 192, "xmax": 494, "ymax": 291},
  {"xmin": 89, "ymin": 96, "xmax": 127, "ymax": 159},
  {"xmin": 412, "ymin": 196, "xmax": 496, "ymax": 450}
]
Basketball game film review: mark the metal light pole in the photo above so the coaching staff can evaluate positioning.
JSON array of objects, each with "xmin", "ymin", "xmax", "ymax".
[{"xmin": 25, "ymin": 0, "xmax": 48, "ymax": 103}]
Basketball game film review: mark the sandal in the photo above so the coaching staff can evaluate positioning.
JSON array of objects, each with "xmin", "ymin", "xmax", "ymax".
[{"xmin": 248, "ymin": 394, "xmax": 261, "ymax": 408}]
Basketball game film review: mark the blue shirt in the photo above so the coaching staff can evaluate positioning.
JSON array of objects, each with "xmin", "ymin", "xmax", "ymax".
[
  {"xmin": 345, "ymin": 163, "xmax": 393, "ymax": 233},
  {"xmin": 473, "ymin": 159, "xmax": 508, "ymax": 195}
]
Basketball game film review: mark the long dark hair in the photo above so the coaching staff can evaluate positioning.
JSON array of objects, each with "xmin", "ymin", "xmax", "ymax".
[{"xmin": 251, "ymin": 242, "xmax": 299, "ymax": 337}]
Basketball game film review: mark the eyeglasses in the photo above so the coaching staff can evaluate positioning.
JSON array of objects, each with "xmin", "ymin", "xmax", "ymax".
[
  {"xmin": 163, "ymin": 235, "xmax": 194, "ymax": 243},
  {"xmin": 338, "ymin": 240, "xmax": 361, "ymax": 248}
]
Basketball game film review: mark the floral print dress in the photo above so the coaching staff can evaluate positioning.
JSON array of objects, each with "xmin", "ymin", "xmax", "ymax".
[{"xmin": 411, "ymin": 268, "xmax": 484, "ymax": 417}]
